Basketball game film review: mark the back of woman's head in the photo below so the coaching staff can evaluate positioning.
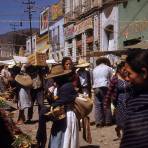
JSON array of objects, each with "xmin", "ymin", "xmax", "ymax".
[
  {"xmin": 116, "ymin": 61, "xmax": 125, "ymax": 72},
  {"xmin": 96, "ymin": 57, "xmax": 111, "ymax": 66},
  {"xmin": 126, "ymin": 48, "xmax": 148, "ymax": 73}
]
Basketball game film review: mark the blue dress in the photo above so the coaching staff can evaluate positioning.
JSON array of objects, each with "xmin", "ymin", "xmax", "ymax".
[{"xmin": 104, "ymin": 75, "xmax": 133, "ymax": 129}]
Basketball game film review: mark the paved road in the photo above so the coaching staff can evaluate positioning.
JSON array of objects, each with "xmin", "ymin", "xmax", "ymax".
[{"xmin": 8, "ymin": 100, "xmax": 120, "ymax": 148}]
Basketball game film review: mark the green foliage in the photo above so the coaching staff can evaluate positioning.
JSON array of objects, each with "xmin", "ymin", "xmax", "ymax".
[
  {"xmin": 0, "ymin": 99, "xmax": 7, "ymax": 108},
  {"xmin": 12, "ymin": 133, "xmax": 32, "ymax": 148}
]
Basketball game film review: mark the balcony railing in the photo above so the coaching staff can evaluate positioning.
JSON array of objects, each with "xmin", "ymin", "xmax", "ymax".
[
  {"xmin": 65, "ymin": 1, "xmax": 102, "ymax": 21},
  {"xmin": 83, "ymin": 0, "xmax": 91, "ymax": 12},
  {"xmin": 64, "ymin": 11, "xmax": 75, "ymax": 24},
  {"xmin": 91, "ymin": 0, "xmax": 102, "ymax": 8},
  {"xmin": 73, "ymin": 5, "xmax": 82, "ymax": 18}
]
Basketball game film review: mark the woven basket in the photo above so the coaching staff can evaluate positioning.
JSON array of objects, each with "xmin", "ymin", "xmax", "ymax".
[{"xmin": 28, "ymin": 52, "xmax": 46, "ymax": 66}]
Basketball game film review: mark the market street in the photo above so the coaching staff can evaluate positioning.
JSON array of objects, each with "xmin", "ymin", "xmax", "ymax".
[{"xmin": 8, "ymin": 100, "xmax": 120, "ymax": 148}]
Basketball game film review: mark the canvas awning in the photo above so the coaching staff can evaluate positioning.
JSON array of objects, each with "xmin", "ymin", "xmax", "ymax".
[
  {"xmin": 13, "ymin": 56, "xmax": 28, "ymax": 64},
  {"xmin": 0, "ymin": 59, "xmax": 15, "ymax": 65},
  {"xmin": 124, "ymin": 40, "xmax": 148, "ymax": 49},
  {"xmin": 86, "ymin": 49, "xmax": 128, "ymax": 58}
]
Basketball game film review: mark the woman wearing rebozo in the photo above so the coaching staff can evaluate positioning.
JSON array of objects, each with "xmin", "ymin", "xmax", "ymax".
[
  {"xmin": 46, "ymin": 65, "xmax": 79, "ymax": 148},
  {"xmin": 120, "ymin": 49, "xmax": 148, "ymax": 148}
]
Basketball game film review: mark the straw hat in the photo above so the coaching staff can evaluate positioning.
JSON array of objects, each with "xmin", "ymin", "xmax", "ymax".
[
  {"xmin": 46, "ymin": 65, "xmax": 71, "ymax": 79},
  {"xmin": 120, "ymin": 55, "xmax": 127, "ymax": 61},
  {"xmin": 15, "ymin": 74, "xmax": 33, "ymax": 87},
  {"xmin": 75, "ymin": 59, "xmax": 90, "ymax": 68}
]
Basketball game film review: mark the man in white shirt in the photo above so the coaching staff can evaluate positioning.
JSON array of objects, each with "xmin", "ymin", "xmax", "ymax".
[{"xmin": 93, "ymin": 57, "xmax": 113, "ymax": 127}]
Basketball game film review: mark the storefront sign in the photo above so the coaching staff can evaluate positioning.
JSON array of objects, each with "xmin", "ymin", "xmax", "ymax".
[
  {"xmin": 40, "ymin": 8, "xmax": 49, "ymax": 35},
  {"xmin": 121, "ymin": 21, "xmax": 148, "ymax": 36},
  {"xmin": 74, "ymin": 17, "xmax": 93, "ymax": 35},
  {"xmin": 64, "ymin": 24, "xmax": 74, "ymax": 40},
  {"xmin": 51, "ymin": 0, "xmax": 64, "ymax": 21}
]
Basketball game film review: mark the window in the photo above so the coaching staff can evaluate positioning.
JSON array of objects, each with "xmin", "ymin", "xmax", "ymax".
[{"xmin": 104, "ymin": 25, "xmax": 114, "ymax": 51}]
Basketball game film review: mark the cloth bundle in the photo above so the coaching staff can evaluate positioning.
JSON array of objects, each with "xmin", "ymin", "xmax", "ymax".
[
  {"xmin": 74, "ymin": 94, "xmax": 93, "ymax": 119},
  {"xmin": 44, "ymin": 106, "xmax": 66, "ymax": 121}
]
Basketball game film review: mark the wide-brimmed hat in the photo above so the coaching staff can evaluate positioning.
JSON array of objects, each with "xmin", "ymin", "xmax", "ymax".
[
  {"xmin": 46, "ymin": 65, "xmax": 71, "ymax": 79},
  {"xmin": 75, "ymin": 59, "xmax": 90, "ymax": 68},
  {"xmin": 15, "ymin": 74, "xmax": 33, "ymax": 87}
]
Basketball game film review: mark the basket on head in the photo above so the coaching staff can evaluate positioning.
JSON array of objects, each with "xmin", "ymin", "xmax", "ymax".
[{"xmin": 15, "ymin": 74, "xmax": 33, "ymax": 87}]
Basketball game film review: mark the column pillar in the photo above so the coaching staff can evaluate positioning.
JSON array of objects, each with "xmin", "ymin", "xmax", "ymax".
[
  {"xmin": 64, "ymin": 41, "xmax": 69, "ymax": 56},
  {"xmin": 82, "ymin": 32, "xmax": 86, "ymax": 59},
  {"xmin": 72, "ymin": 38, "xmax": 76, "ymax": 62}
]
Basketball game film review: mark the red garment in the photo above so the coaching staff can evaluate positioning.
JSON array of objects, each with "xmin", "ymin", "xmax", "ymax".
[{"xmin": 104, "ymin": 75, "xmax": 118, "ymax": 110}]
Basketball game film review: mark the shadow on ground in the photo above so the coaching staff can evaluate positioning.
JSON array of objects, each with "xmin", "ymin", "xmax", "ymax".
[
  {"xmin": 80, "ymin": 145, "xmax": 100, "ymax": 148},
  {"xmin": 24, "ymin": 120, "xmax": 39, "ymax": 124}
]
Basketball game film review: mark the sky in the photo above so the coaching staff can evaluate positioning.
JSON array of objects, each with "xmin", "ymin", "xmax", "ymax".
[{"xmin": 0, "ymin": 0, "xmax": 58, "ymax": 35}]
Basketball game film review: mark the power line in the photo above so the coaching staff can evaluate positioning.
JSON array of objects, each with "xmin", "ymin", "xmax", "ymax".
[{"xmin": 23, "ymin": 0, "xmax": 36, "ymax": 53}]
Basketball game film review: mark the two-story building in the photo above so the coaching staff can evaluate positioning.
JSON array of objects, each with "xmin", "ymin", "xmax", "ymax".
[
  {"xmin": 48, "ymin": 0, "xmax": 65, "ymax": 62},
  {"xmin": 64, "ymin": 0, "xmax": 102, "ymax": 63}
]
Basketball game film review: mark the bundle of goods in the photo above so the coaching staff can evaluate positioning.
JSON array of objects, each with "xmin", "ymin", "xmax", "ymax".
[
  {"xmin": 0, "ymin": 90, "xmax": 13, "ymax": 100},
  {"xmin": 28, "ymin": 52, "xmax": 46, "ymax": 66},
  {"xmin": 44, "ymin": 105, "xmax": 66, "ymax": 121},
  {"xmin": 0, "ymin": 96, "xmax": 7, "ymax": 108},
  {"xmin": 12, "ymin": 133, "xmax": 32, "ymax": 148}
]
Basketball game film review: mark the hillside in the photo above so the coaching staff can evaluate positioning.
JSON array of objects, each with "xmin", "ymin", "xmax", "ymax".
[
  {"xmin": 0, "ymin": 28, "xmax": 39, "ymax": 40},
  {"xmin": 0, "ymin": 28, "xmax": 39, "ymax": 54}
]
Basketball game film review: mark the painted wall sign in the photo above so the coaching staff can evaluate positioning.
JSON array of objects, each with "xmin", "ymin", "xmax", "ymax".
[
  {"xmin": 51, "ymin": 0, "xmax": 64, "ymax": 21},
  {"xmin": 64, "ymin": 24, "xmax": 74, "ymax": 39},
  {"xmin": 40, "ymin": 8, "xmax": 49, "ymax": 35},
  {"xmin": 120, "ymin": 21, "xmax": 148, "ymax": 36},
  {"xmin": 74, "ymin": 17, "xmax": 93, "ymax": 35}
]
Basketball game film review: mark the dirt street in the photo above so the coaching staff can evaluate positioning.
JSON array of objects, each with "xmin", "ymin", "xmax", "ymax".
[{"xmin": 9, "ymin": 101, "xmax": 120, "ymax": 148}]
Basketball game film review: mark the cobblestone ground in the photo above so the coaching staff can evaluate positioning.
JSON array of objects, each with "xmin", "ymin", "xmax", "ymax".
[{"xmin": 8, "ymin": 100, "xmax": 120, "ymax": 148}]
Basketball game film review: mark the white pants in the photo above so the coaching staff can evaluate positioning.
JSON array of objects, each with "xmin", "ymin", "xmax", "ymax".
[{"xmin": 63, "ymin": 110, "xmax": 79, "ymax": 148}]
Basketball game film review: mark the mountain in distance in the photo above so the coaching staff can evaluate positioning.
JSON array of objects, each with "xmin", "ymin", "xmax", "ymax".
[
  {"xmin": 0, "ymin": 28, "xmax": 39, "ymax": 54},
  {"xmin": 0, "ymin": 28, "xmax": 39, "ymax": 40}
]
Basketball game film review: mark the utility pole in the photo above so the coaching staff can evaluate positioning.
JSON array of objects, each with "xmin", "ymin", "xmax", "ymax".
[{"xmin": 23, "ymin": 0, "xmax": 35, "ymax": 53}]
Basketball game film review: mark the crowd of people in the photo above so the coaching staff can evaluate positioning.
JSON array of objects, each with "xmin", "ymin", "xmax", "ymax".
[{"xmin": 0, "ymin": 48, "xmax": 148, "ymax": 148}]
